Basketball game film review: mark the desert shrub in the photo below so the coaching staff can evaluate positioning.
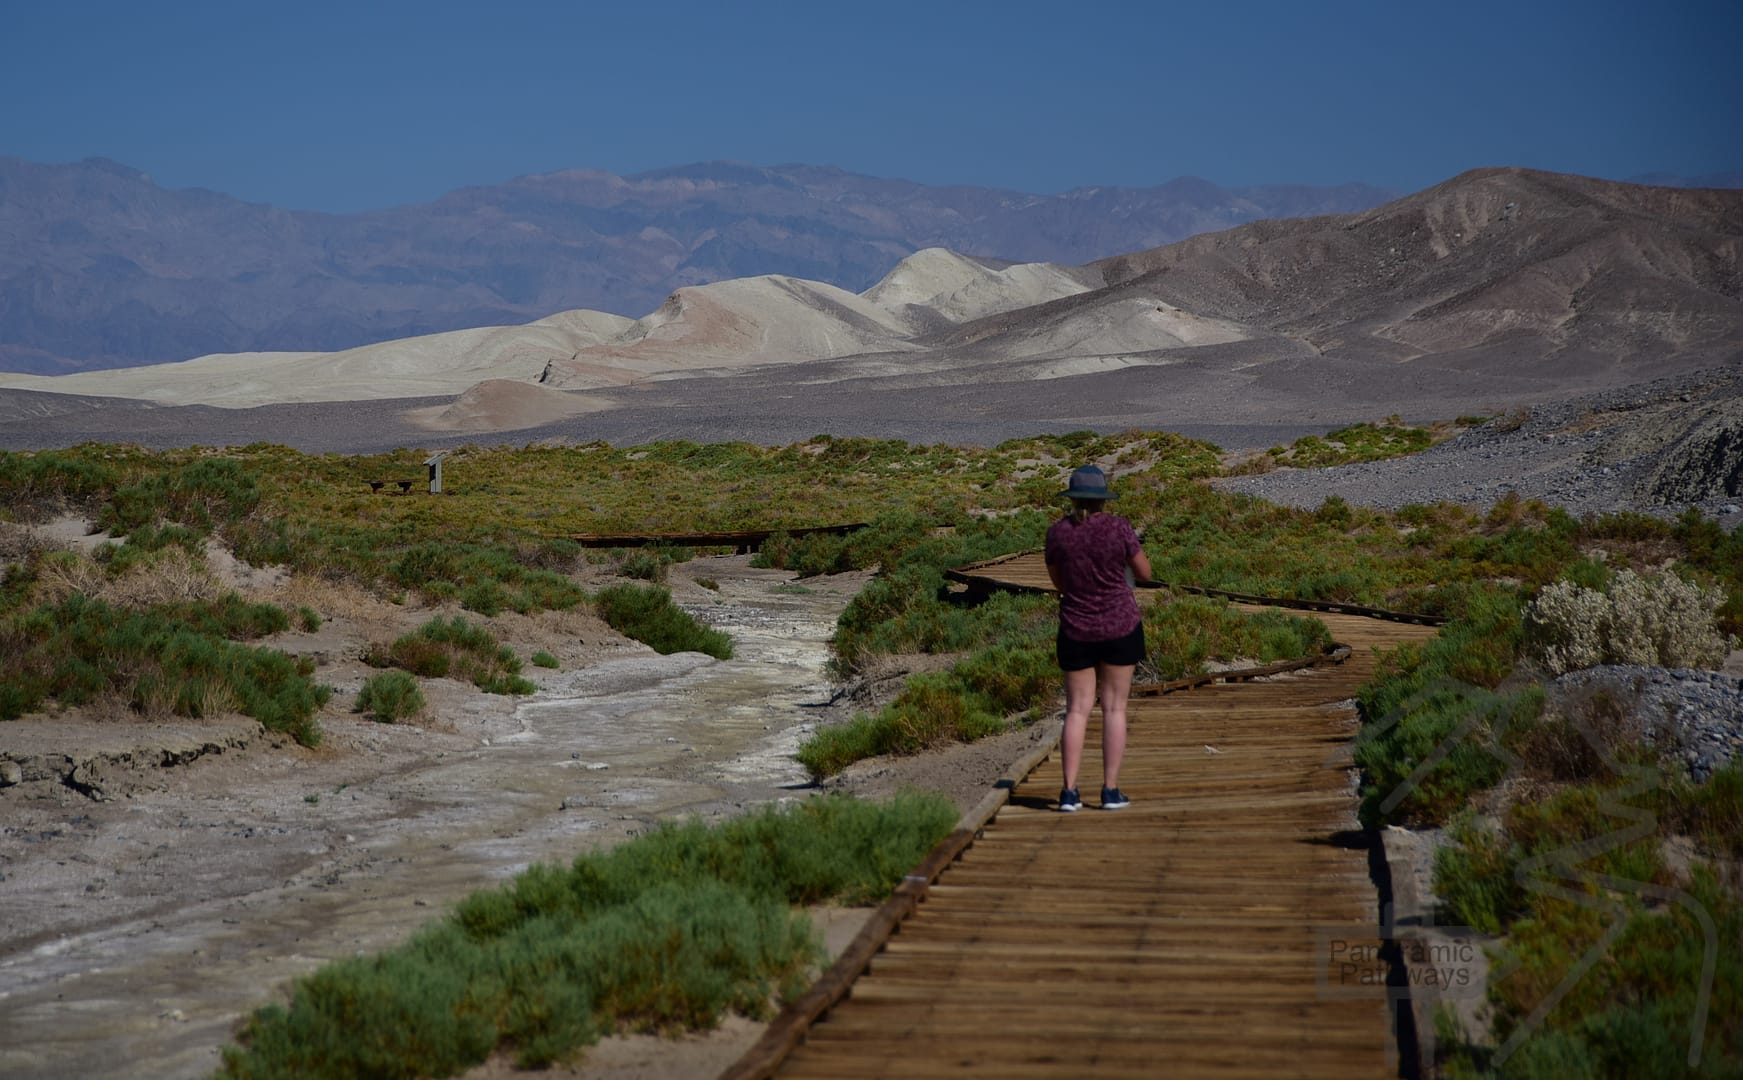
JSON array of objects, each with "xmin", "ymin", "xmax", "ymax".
[
  {"xmin": 98, "ymin": 456, "xmax": 261, "ymax": 536},
  {"xmin": 801, "ymin": 626, "xmax": 1056, "ymax": 779},
  {"xmin": 829, "ymin": 512, "xmax": 1051, "ymax": 674},
  {"xmin": 1260, "ymin": 421, "xmax": 1434, "ymax": 469},
  {"xmin": 594, "ymin": 583, "xmax": 732, "ymax": 659},
  {"xmin": 1674, "ymin": 508, "xmax": 1743, "ymax": 635},
  {"xmin": 1433, "ymin": 815, "xmax": 1525, "ymax": 935},
  {"xmin": 217, "ymin": 793, "xmax": 955, "ymax": 1078},
  {"xmin": 530, "ymin": 650, "xmax": 559, "ymax": 669},
  {"xmin": 0, "ymin": 449, "xmax": 121, "ymax": 515},
  {"xmin": 1354, "ymin": 585, "xmax": 1535, "ymax": 825},
  {"xmin": 1477, "ymin": 840, "xmax": 1743, "ymax": 1077},
  {"xmin": 1525, "ymin": 569, "xmax": 1732, "ymax": 675},
  {"xmin": 615, "ymin": 547, "xmax": 669, "ymax": 582},
  {"xmin": 389, "ymin": 541, "xmax": 585, "ymax": 615},
  {"xmin": 754, "ymin": 511, "xmax": 935, "ymax": 577},
  {"xmin": 0, "ymin": 592, "xmax": 327, "ymax": 744},
  {"xmin": 1660, "ymin": 760, "xmax": 1743, "ymax": 859},
  {"xmin": 1141, "ymin": 595, "xmax": 1332, "ymax": 680},
  {"xmin": 377, "ymin": 616, "xmax": 536, "ymax": 695},
  {"xmin": 354, "ymin": 671, "xmax": 425, "ymax": 723}
]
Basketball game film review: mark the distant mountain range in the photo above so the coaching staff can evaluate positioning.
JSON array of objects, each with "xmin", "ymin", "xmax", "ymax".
[
  {"xmin": 0, "ymin": 156, "xmax": 1400, "ymax": 373},
  {"xmin": 4, "ymin": 166, "xmax": 1738, "ymax": 456}
]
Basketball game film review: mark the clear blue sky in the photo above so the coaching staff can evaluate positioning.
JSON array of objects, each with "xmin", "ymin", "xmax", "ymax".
[{"xmin": 3, "ymin": 0, "xmax": 1738, "ymax": 212}]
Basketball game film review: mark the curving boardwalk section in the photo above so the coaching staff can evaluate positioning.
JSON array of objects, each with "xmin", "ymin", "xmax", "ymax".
[{"xmin": 740, "ymin": 553, "xmax": 1439, "ymax": 1079}]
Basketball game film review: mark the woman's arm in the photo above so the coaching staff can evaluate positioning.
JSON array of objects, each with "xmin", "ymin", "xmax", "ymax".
[{"xmin": 1129, "ymin": 547, "xmax": 1153, "ymax": 584}]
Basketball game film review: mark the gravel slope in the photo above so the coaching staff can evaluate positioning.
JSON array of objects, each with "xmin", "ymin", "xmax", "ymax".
[{"xmin": 1220, "ymin": 364, "xmax": 1743, "ymax": 524}]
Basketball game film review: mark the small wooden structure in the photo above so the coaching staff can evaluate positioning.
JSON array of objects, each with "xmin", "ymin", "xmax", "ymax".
[{"xmin": 424, "ymin": 451, "xmax": 447, "ymax": 495}]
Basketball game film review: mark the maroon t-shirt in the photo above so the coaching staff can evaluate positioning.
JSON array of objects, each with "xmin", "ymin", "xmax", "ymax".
[{"xmin": 1044, "ymin": 512, "xmax": 1142, "ymax": 642}]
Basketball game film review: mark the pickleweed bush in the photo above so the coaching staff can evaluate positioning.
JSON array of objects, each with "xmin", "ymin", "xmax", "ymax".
[
  {"xmin": 355, "ymin": 671, "xmax": 425, "ymax": 723},
  {"xmin": 0, "ymin": 591, "xmax": 328, "ymax": 744},
  {"xmin": 372, "ymin": 616, "xmax": 537, "ymax": 695},
  {"xmin": 1525, "ymin": 568, "xmax": 1732, "ymax": 675},
  {"xmin": 389, "ymin": 540, "xmax": 585, "ymax": 615},
  {"xmin": 594, "ymin": 583, "xmax": 732, "ymax": 659},
  {"xmin": 98, "ymin": 456, "xmax": 261, "ymax": 536},
  {"xmin": 0, "ymin": 448, "xmax": 119, "ymax": 515},
  {"xmin": 1433, "ymin": 814, "xmax": 1525, "ymax": 935},
  {"xmin": 1140, "ymin": 595, "xmax": 1332, "ymax": 681}
]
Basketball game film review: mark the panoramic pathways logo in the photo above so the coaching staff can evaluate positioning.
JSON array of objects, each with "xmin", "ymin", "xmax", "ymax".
[{"xmin": 1318, "ymin": 676, "xmax": 1718, "ymax": 1070}]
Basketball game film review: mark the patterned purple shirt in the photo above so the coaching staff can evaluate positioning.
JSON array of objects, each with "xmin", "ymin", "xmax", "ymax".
[{"xmin": 1044, "ymin": 512, "xmax": 1142, "ymax": 642}]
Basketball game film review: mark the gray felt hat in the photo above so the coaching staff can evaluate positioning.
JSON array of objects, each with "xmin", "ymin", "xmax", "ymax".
[{"xmin": 1059, "ymin": 465, "xmax": 1117, "ymax": 500}]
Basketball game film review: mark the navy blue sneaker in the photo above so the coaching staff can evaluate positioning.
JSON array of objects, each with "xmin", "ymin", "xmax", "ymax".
[
  {"xmin": 1101, "ymin": 786, "xmax": 1131, "ymax": 810},
  {"xmin": 1057, "ymin": 788, "xmax": 1082, "ymax": 812}
]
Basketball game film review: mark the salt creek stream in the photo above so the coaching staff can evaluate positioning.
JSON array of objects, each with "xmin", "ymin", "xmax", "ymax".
[{"xmin": 0, "ymin": 562, "xmax": 861, "ymax": 1079}]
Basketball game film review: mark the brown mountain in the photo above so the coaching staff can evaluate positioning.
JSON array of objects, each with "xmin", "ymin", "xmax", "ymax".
[{"xmin": 1072, "ymin": 167, "xmax": 1743, "ymax": 379}]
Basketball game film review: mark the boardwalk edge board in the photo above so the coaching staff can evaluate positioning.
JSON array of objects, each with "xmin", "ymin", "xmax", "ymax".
[{"xmin": 718, "ymin": 731, "xmax": 1059, "ymax": 1080}]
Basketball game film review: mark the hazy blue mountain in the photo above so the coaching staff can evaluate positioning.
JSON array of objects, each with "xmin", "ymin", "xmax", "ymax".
[{"xmin": 0, "ymin": 156, "xmax": 1395, "ymax": 373}]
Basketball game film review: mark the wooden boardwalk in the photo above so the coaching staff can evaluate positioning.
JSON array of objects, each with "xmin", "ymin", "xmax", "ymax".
[{"xmin": 733, "ymin": 553, "xmax": 1438, "ymax": 1079}]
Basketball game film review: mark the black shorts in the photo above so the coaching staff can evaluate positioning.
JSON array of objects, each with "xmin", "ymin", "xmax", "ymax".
[{"xmin": 1056, "ymin": 624, "xmax": 1146, "ymax": 671}]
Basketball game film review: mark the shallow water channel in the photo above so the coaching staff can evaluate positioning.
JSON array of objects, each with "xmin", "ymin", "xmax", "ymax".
[{"xmin": 0, "ymin": 562, "xmax": 863, "ymax": 1079}]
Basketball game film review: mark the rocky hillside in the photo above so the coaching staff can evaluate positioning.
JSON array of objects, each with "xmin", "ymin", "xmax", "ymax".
[
  {"xmin": 1083, "ymin": 168, "xmax": 1743, "ymax": 377},
  {"xmin": 0, "ymin": 156, "xmax": 1394, "ymax": 374}
]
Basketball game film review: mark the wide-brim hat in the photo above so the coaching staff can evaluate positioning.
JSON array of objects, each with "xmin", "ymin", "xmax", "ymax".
[{"xmin": 1059, "ymin": 465, "xmax": 1118, "ymax": 500}]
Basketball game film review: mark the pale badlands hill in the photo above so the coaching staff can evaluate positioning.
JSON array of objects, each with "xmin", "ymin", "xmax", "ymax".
[
  {"xmin": 0, "ymin": 169, "xmax": 1737, "ymax": 463},
  {"xmin": 0, "ymin": 156, "xmax": 1397, "ymax": 374}
]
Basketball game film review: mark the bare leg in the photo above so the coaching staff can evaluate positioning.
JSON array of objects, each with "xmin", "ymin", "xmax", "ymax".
[
  {"xmin": 1098, "ymin": 662, "xmax": 1136, "ymax": 789},
  {"xmin": 1061, "ymin": 666, "xmax": 1098, "ymax": 792}
]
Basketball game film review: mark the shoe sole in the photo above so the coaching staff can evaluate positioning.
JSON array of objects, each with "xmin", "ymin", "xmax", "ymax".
[{"xmin": 1101, "ymin": 802, "xmax": 1130, "ymax": 810}]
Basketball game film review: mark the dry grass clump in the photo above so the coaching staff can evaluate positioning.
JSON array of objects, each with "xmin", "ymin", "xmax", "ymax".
[
  {"xmin": 30, "ymin": 545, "xmax": 224, "ymax": 610},
  {"xmin": 475, "ymin": 606, "xmax": 612, "ymax": 664},
  {"xmin": 1511, "ymin": 685, "xmax": 1651, "ymax": 784},
  {"xmin": 0, "ymin": 521, "xmax": 56, "ymax": 563},
  {"xmin": 268, "ymin": 573, "xmax": 386, "ymax": 624}
]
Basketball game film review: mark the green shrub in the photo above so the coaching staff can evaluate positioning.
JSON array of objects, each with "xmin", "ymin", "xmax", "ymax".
[
  {"xmin": 531, "ymin": 650, "xmax": 559, "ymax": 669},
  {"xmin": 355, "ymin": 671, "xmax": 425, "ymax": 723},
  {"xmin": 616, "ymin": 547, "xmax": 669, "ymax": 583},
  {"xmin": 594, "ymin": 584, "xmax": 732, "ymax": 659},
  {"xmin": 218, "ymin": 793, "xmax": 956, "ymax": 1078},
  {"xmin": 390, "ymin": 541, "xmax": 586, "ymax": 615},
  {"xmin": 0, "ymin": 449, "xmax": 119, "ymax": 511},
  {"xmin": 99, "ymin": 456, "xmax": 261, "ymax": 535},
  {"xmin": 0, "ymin": 592, "xmax": 328, "ymax": 744},
  {"xmin": 379, "ymin": 616, "xmax": 536, "ymax": 695},
  {"xmin": 1433, "ymin": 815, "xmax": 1525, "ymax": 934},
  {"xmin": 1141, "ymin": 596, "xmax": 1332, "ymax": 680}
]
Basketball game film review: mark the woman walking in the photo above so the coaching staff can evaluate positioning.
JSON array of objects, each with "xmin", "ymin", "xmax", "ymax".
[{"xmin": 1044, "ymin": 465, "xmax": 1153, "ymax": 812}]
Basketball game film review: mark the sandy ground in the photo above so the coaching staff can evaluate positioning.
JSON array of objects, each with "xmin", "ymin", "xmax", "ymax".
[{"xmin": 0, "ymin": 539, "xmax": 1051, "ymax": 1080}]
